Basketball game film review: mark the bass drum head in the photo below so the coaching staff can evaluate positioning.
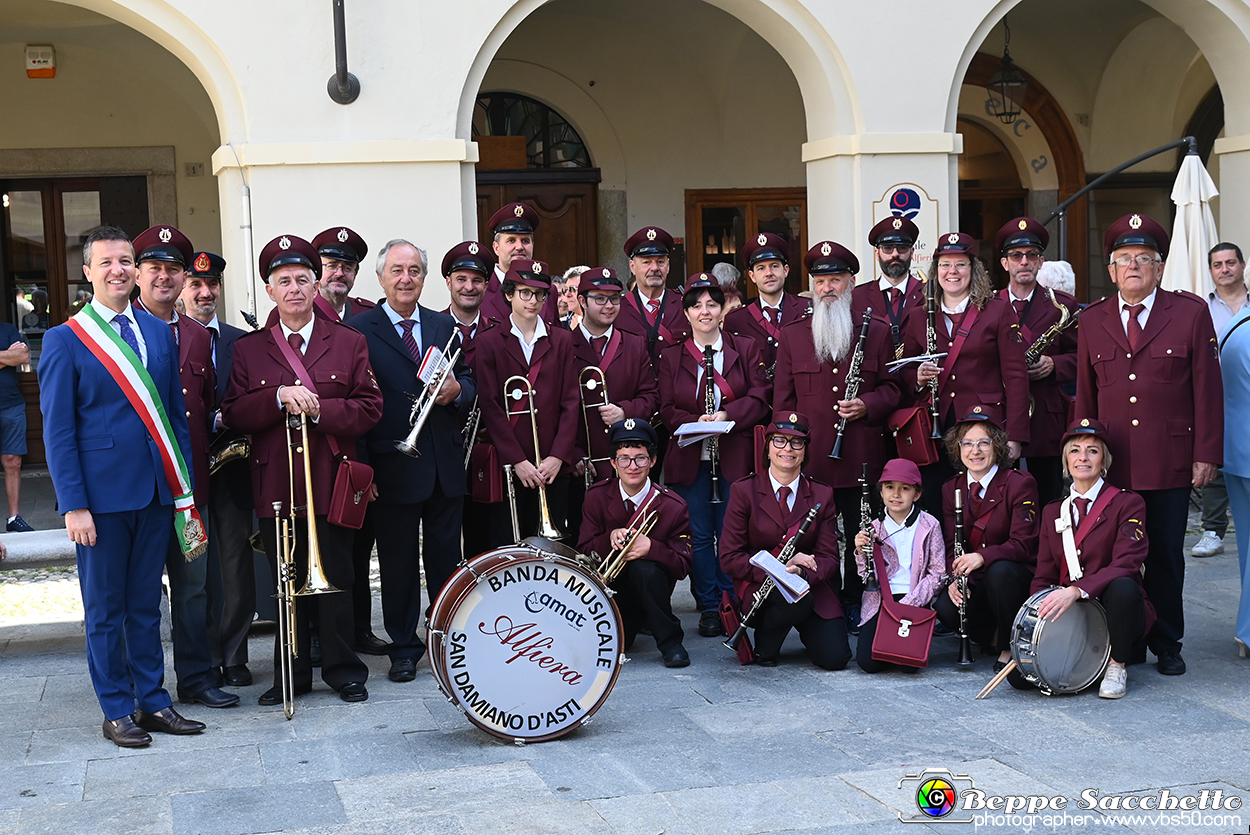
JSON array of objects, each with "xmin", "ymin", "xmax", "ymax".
[
  {"xmin": 429, "ymin": 549, "xmax": 623, "ymax": 743},
  {"xmin": 1013, "ymin": 588, "xmax": 1110, "ymax": 695}
]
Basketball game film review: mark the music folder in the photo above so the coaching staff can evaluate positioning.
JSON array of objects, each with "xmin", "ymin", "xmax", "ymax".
[
  {"xmin": 673, "ymin": 420, "xmax": 735, "ymax": 448},
  {"xmin": 749, "ymin": 550, "xmax": 810, "ymax": 603}
]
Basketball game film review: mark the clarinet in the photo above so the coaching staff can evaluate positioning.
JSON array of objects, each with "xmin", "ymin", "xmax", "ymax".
[
  {"xmin": 953, "ymin": 487, "xmax": 975, "ymax": 666},
  {"xmin": 703, "ymin": 346, "xmax": 724, "ymax": 504},
  {"xmin": 925, "ymin": 273, "xmax": 943, "ymax": 439},
  {"xmin": 858, "ymin": 464, "xmax": 880, "ymax": 592},
  {"xmin": 724, "ymin": 503, "xmax": 822, "ymax": 652},
  {"xmin": 830, "ymin": 307, "xmax": 873, "ymax": 459}
]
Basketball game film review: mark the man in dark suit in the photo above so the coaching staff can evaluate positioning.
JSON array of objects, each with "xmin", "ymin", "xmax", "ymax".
[
  {"xmin": 222, "ymin": 234, "xmax": 383, "ymax": 704},
  {"xmin": 1075, "ymin": 212, "xmax": 1223, "ymax": 676},
  {"xmin": 724, "ymin": 232, "xmax": 812, "ymax": 379},
  {"xmin": 132, "ymin": 226, "xmax": 238, "ymax": 710},
  {"xmin": 995, "ymin": 217, "xmax": 1081, "ymax": 505},
  {"xmin": 346, "ymin": 238, "xmax": 475, "ymax": 683},
  {"xmin": 852, "ymin": 216, "xmax": 927, "ymax": 357},
  {"xmin": 181, "ymin": 251, "xmax": 258, "ymax": 688},
  {"xmin": 41, "ymin": 225, "xmax": 206, "ymax": 747},
  {"xmin": 614, "ymin": 227, "xmax": 692, "ymax": 365}
]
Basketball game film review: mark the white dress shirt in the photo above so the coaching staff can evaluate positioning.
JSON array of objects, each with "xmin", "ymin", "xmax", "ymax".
[
  {"xmin": 768, "ymin": 471, "xmax": 800, "ymax": 513},
  {"xmin": 509, "ymin": 314, "xmax": 548, "ymax": 365},
  {"xmin": 882, "ymin": 512, "xmax": 917, "ymax": 595},
  {"xmin": 1118, "ymin": 288, "xmax": 1158, "ymax": 337}
]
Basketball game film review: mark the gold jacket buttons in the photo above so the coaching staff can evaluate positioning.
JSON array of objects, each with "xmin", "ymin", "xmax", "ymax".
[
  {"xmin": 260, "ymin": 380, "xmax": 266, "ymax": 385},
  {"xmin": 1132, "ymin": 419, "xmax": 1139, "ymax": 426},
  {"xmin": 1128, "ymin": 374, "xmax": 1136, "ymax": 381},
  {"xmin": 182, "ymin": 388, "xmax": 188, "ymax": 395},
  {"xmin": 1129, "ymin": 396, "xmax": 1137, "ymax": 403}
]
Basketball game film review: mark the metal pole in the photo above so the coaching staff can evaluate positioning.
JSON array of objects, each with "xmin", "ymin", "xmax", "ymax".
[{"xmin": 327, "ymin": 0, "xmax": 360, "ymax": 104}]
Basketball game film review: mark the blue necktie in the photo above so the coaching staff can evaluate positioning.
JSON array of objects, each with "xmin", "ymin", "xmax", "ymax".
[{"xmin": 114, "ymin": 314, "xmax": 142, "ymax": 362}]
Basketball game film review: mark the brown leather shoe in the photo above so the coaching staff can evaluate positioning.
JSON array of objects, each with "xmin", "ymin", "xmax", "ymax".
[
  {"xmin": 135, "ymin": 706, "xmax": 206, "ymax": 735},
  {"xmin": 103, "ymin": 715, "xmax": 152, "ymax": 748}
]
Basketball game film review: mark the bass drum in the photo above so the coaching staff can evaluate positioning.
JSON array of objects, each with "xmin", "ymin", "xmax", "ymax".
[
  {"xmin": 428, "ymin": 542, "xmax": 624, "ymax": 742},
  {"xmin": 1010, "ymin": 587, "xmax": 1111, "ymax": 696}
]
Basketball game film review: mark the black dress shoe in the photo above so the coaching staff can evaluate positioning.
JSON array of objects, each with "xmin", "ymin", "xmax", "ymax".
[
  {"xmin": 933, "ymin": 621, "xmax": 955, "ymax": 637},
  {"xmin": 388, "ymin": 657, "xmax": 417, "ymax": 682},
  {"xmin": 1157, "ymin": 652, "xmax": 1187, "ymax": 676},
  {"xmin": 178, "ymin": 686, "xmax": 240, "ymax": 709},
  {"xmin": 662, "ymin": 645, "xmax": 690, "ymax": 668},
  {"xmin": 224, "ymin": 665, "xmax": 253, "ymax": 687},
  {"xmin": 756, "ymin": 658, "xmax": 778, "ymax": 668},
  {"xmin": 697, "ymin": 611, "xmax": 725, "ymax": 637},
  {"xmin": 356, "ymin": 631, "xmax": 391, "ymax": 655},
  {"xmin": 102, "ymin": 715, "xmax": 152, "ymax": 748},
  {"xmin": 258, "ymin": 683, "xmax": 311, "ymax": 706},
  {"xmin": 992, "ymin": 660, "xmax": 1007, "ymax": 673},
  {"xmin": 339, "ymin": 681, "xmax": 368, "ymax": 702},
  {"xmin": 135, "ymin": 706, "xmax": 206, "ymax": 735},
  {"xmin": 310, "ymin": 634, "xmax": 322, "ymax": 667}
]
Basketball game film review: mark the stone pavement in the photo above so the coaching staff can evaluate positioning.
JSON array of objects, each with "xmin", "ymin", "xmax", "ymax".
[{"xmin": 0, "ymin": 477, "xmax": 1247, "ymax": 835}]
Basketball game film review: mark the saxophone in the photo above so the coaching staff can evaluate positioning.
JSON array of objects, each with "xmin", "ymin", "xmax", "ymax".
[{"xmin": 1024, "ymin": 287, "xmax": 1082, "ymax": 416}]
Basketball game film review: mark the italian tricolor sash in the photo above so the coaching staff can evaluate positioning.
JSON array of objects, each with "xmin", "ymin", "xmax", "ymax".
[{"xmin": 66, "ymin": 305, "xmax": 208, "ymax": 560}]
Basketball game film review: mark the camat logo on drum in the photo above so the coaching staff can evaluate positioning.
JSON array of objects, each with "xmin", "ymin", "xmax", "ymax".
[{"xmin": 524, "ymin": 590, "xmax": 588, "ymax": 630}]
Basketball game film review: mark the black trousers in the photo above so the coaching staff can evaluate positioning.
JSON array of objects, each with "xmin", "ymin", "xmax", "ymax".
[
  {"xmin": 1101, "ymin": 576, "xmax": 1147, "ymax": 665},
  {"xmin": 489, "ymin": 473, "xmax": 572, "ymax": 550},
  {"xmin": 832, "ymin": 485, "xmax": 870, "ymax": 604},
  {"xmin": 373, "ymin": 484, "xmax": 463, "ymax": 660},
  {"xmin": 349, "ymin": 511, "xmax": 376, "ymax": 637},
  {"xmin": 920, "ymin": 455, "xmax": 958, "ymax": 522},
  {"xmin": 855, "ymin": 593, "xmax": 921, "ymax": 673},
  {"xmin": 1139, "ymin": 487, "xmax": 1189, "ymax": 655},
  {"xmin": 753, "ymin": 591, "xmax": 852, "ymax": 670},
  {"xmin": 613, "ymin": 559, "xmax": 684, "ymax": 654},
  {"xmin": 1024, "ymin": 455, "xmax": 1065, "ymax": 507},
  {"xmin": 565, "ymin": 474, "xmax": 587, "ymax": 545},
  {"xmin": 935, "ymin": 560, "xmax": 1033, "ymax": 653},
  {"xmin": 207, "ymin": 463, "xmax": 257, "ymax": 668},
  {"xmin": 462, "ymin": 496, "xmax": 494, "ymax": 562},
  {"xmin": 261, "ymin": 516, "xmax": 368, "ymax": 691}
]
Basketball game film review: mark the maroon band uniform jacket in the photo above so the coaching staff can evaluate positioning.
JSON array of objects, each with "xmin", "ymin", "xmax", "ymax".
[
  {"xmin": 941, "ymin": 467, "xmax": 1040, "ymax": 578},
  {"xmin": 723, "ymin": 292, "xmax": 812, "ymax": 376},
  {"xmin": 576, "ymin": 480, "xmax": 693, "ymax": 582},
  {"xmin": 570, "ymin": 327, "xmax": 660, "ymax": 481}
]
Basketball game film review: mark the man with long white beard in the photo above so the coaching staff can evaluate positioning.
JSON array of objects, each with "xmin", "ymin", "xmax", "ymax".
[{"xmin": 774, "ymin": 241, "xmax": 903, "ymax": 631}]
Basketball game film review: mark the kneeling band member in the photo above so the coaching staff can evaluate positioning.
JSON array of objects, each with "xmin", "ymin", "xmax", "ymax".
[
  {"xmin": 719, "ymin": 412, "xmax": 852, "ymax": 669},
  {"xmin": 577, "ymin": 418, "xmax": 693, "ymax": 667},
  {"xmin": 934, "ymin": 406, "xmax": 1039, "ymax": 675},
  {"xmin": 1030, "ymin": 419, "xmax": 1156, "ymax": 699}
]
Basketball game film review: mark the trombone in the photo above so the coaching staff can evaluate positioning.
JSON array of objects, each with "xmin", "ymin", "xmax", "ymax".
[
  {"xmin": 504, "ymin": 375, "xmax": 563, "ymax": 541},
  {"xmin": 273, "ymin": 412, "xmax": 342, "ymax": 720},
  {"xmin": 578, "ymin": 366, "xmax": 610, "ymax": 490},
  {"xmin": 395, "ymin": 331, "xmax": 461, "ymax": 458},
  {"xmin": 596, "ymin": 489, "xmax": 660, "ymax": 584}
]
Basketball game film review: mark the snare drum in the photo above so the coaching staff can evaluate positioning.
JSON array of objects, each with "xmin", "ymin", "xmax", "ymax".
[
  {"xmin": 428, "ymin": 541, "xmax": 624, "ymax": 742},
  {"xmin": 1010, "ymin": 587, "xmax": 1111, "ymax": 696}
]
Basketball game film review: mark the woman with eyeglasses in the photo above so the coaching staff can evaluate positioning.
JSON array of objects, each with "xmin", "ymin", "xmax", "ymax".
[
  {"xmin": 902, "ymin": 232, "xmax": 1030, "ymax": 518},
  {"xmin": 719, "ymin": 412, "xmax": 851, "ymax": 669},
  {"xmin": 475, "ymin": 258, "xmax": 581, "ymax": 549},
  {"xmin": 936, "ymin": 407, "xmax": 1039, "ymax": 681},
  {"xmin": 658, "ymin": 274, "xmax": 770, "ymax": 639}
]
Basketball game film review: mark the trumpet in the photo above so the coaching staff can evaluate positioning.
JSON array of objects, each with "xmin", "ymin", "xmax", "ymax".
[
  {"xmin": 579, "ymin": 366, "xmax": 610, "ymax": 490},
  {"xmin": 596, "ymin": 489, "xmax": 660, "ymax": 584},
  {"xmin": 504, "ymin": 375, "xmax": 563, "ymax": 540},
  {"xmin": 395, "ymin": 332, "xmax": 460, "ymax": 458}
]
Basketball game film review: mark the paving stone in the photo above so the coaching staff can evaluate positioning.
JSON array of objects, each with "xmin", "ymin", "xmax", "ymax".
[
  {"xmin": 587, "ymin": 793, "xmax": 699, "ymax": 835},
  {"xmin": 277, "ymin": 818, "xmax": 465, "ymax": 835},
  {"xmin": 683, "ymin": 732, "xmax": 858, "ymax": 787},
  {"xmin": 0, "ymin": 733, "xmax": 31, "ymax": 766},
  {"xmin": 286, "ymin": 693, "xmax": 438, "ymax": 738},
  {"xmin": 0, "ymin": 809, "xmax": 16, "ymax": 833},
  {"xmin": 457, "ymin": 800, "xmax": 613, "ymax": 835},
  {"xmin": 83, "ymin": 746, "xmax": 262, "ymax": 801},
  {"xmin": 334, "ymin": 761, "xmax": 555, "ymax": 823},
  {"xmin": 259, "ymin": 732, "xmax": 420, "ymax": 783},
  {"xmin": 14, "ymin": 795, "xmax": 171, "ymax": 835},
  {"xmin": 1139, "ymin": 730, "xmax": 1250, "ymax": 789},
  {"xmin": 525, "ymin": 744, "xmax": 718, "ymax": 800},
  {"xmin": 681, "ymin": 696, "xmax": 853, "ymax": 739},
  {"xmin": 0, "ymin": 676, "xmax": 44, "ymax": 705},
  {"xmin": 0, "ymin": 761, "xmax": 85, "ymax": 810},
  {"xmin": 171, "ymin": 783, "xmax": 343, "ymax": 835}
]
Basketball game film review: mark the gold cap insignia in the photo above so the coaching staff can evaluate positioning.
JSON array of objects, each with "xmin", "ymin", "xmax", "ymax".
[
  {"xmin": 194, "ymin": 253, "xmax": 211, "ymax": 273},
  {"xmin": 820, "ymin": 242, "xmax": 832, "ymax": 257},
  {"xmin": 789, "ymin": 413, "xmax": 797, "ymax": 422},
  {"xmin": 513, "ymin": 204, "xmax": 525, "ymax": 218},
  {"xmin": 1129, "ymin": 214, "xmax": 1143, "ymax": 229},
  {"xmin": 757, "ymin": 234, "xmax": 768, "ymax": 246},
  {"xmin": 278, "ymin": 236, "xmax": 291, "ymax": 250},
  {"xmin": 159, "ymin": 228, "xmax": 172, "ymax": 243},
  {"xmin": 646, "ymin": 228, "xmax": 657, "ymax": 241},
  {"xmin": 892, "ymin": 218, "xmax": 903, "ymax": 230},
  {"xmin": 1081, "ymin": 418, "xmax": 1090, "ymax": 427},
  {"xmin": 1018, "ymin": 219, "xmax": 1029, "ymax": 230},
  {"xmin": 602, "ymin": 268, "xmax": 610, "ymax": 277},
  {"xmin": 973, "ymin": 406, "xmax": 983, "ymax": 413},
  {"xmin": 701, "ymin": 273, "xmax": 709, "ymax": 281},
  {"xmin": 947, "ymin": 233, "xmax": 960, "ymax": 244},
  {"xmin": 624, "ymin": 418, "xmax": 636, "ymax": 430},
  {"xmin": 468, "ymin": 242, "xmax": 479, "ymax": 255}
]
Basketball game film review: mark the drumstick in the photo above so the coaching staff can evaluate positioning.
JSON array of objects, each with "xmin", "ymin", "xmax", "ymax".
[{"xmin": 975, "ymin": 659, "xmax": 1019, "ymax": 700}]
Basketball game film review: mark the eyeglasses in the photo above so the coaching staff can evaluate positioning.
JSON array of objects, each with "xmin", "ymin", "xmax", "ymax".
[
  {"xmin": 514, "ymin": 287, "xmax": 549, "ymax": 302},
  {"xmin": 958, "ymin": 439, "xmax": 993, "ymax": 451},
  {"xmin": 585, "ymin": 293, "xmax": 621, "ymax": 306},
  {"xmin": 613, "ymin": 455, "xmax": 651, "ymax": 468},
  {"xmin": 1005, "ymin": 250, "xmax": 1043, "ymax": 263},
  {"xmin": 937, "ymin": 261, "xmax": 970, "ymax": 271},
  {"xmin": 769, "ymin": 435, "xmax": 808, "ymax": 450},
  {"xmin": 878, "ymin": 245, "xmax": 912, "ymax": 255},
  {"xmin": 322, "ymin": 261, "xmax": 358, "ymax": 277},
  {"xmin": 1111, "ymin": 255, "xmax": 1160, "ymax": 268}
]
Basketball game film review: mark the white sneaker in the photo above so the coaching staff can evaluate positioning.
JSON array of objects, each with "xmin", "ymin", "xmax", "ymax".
[
  {"xmin": 1099, "ymin": 664, "xmax": 1127, "ymax": 699},
  {"xmin": 1191, "ymin": 531, "xmax": 1224, "ymax": 557}
]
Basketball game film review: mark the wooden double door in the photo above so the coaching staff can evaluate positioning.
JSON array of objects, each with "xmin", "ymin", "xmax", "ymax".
[{"xmin": 476, "ymin": 170, "xmax": 599, "ymax": 277}]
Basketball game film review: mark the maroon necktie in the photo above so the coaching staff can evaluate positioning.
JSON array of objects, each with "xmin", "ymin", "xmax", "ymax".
[
  {"xmin": 1126, "ymin": 304, "xmax": 1145, "ymax": 351},
  {"xmin": 457, "ymin": 322, "xmax": 474, "ymax": 342},
  {"xmin": 944, "ymin": 310, "xmax": 964, "ymax": 340},
  {"xmin": 625, "ymin": 497, "xmax": 636, "ymax": 515},
  {"xmin": 888, "ymin": 287, "xmax": 902, "ymax": 319},
  {"xmin": 777, "ymin": 485, "xmax": 791, "ymax": 521},
  {"xmin": 1074, "ymin": 497, "xmax": 1091, "ymax": 528},
  {"xmin": 764, "ymin": 307, "xmax": 777, "ymax": 327},
  {"xmin": 170, "ymin": 321, "xmax": 179, "ymax": 346},
  {"xmin": 287, "ymin": 333, "xmax": 304, "ymax": 354},
  {"xmin": 968, "ymin": 482, "xmax": 984, "ymax": 518},
  {"xmin": 398, "ymin": 320, "xmax": 421, "ymax": 363},
  {"xmin": 591, "ymin": 335, "xmax": 608, "ymax": 357},
  {"xmin": 1012, "ymin": 299, "xmax": 1028, "ymax": 320}
]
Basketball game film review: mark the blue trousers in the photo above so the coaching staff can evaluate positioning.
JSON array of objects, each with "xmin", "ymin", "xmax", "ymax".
[
  {"xmin": 76, "ymin": 497, "xmax": 174, "ymax": 721},
  {"xmin": 1224, "ymin": 473, "xmax": 1250, "ymax": 646},
  {"xmin": 671, "ymin": 461, "xmax": 732, "ymax": 613}
]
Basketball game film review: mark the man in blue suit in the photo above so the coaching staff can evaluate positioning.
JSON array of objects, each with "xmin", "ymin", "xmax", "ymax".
[
  {"xmin": 181, "ymin": 252, "xmax": 258, "ymax": 688},
  {"xmin": 346, "ymin": 239, "xmax": 475, "ymax": 683},
  {"xmin": 40, "ymin": 225, "xmax": 207, "ymax": 747}
]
